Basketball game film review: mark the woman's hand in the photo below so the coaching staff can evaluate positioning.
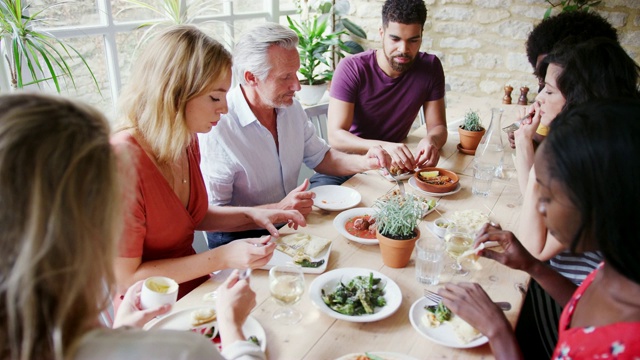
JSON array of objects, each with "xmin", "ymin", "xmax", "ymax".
[
  {"xmin": 112, "ymin": 280, "xmax": 172, "ymax": 329},
  {"xmin": 513, "ymin": 103, "xmax": 541, "ymax": 149},
  {"xmin": 474, "ymin": 223, "xmax": 540, "ymax": 273},
  {"xmin": 438, "ymin": 282, "xmax": 511, "ymax": 339},
  {"xmin": 247, "ymin": 208, "xmax": 307, "ymax": 237},
  {"xmin": 216, "ymin": 270, "xmax": 257, "ymax": 349},
  {"xmin": 217, "ymin": 236, "xmax": 277, "ymax": 269}
]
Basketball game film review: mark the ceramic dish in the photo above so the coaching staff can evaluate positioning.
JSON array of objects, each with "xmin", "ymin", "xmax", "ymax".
[
  {"xmin": 413, "ymin": 168, "xmax": 459, "ymax": 193},
  {"xmin": 333, "ymin": 207, "xmax": 379, "ymax": 245},
  {"xmin": 309, "ymin": 268, "xmax": 402, "ymax": 323},
  {"xmin": 311, "ymin": 185, "xmax": 361, "ymax": 211},
  {"xmin": 457, "ymin": 143, "xmax": 476, "ymax": 155},
  {"xmin": 336, "ymin": 352, "xmax": 419, "ymax": 360},
  {"xmin": 408, "ymin": 177, "xmax": 462, "ymax": 197},
  {"xmin": 144, "ymin": 307, "xmax": 267, "ymax": 352},
  {"xmin": 259, "ymin": 241, "xmax": 332, "ymax": 274},
  {"xmin": 409, "ymin": 297, "xmax": 488, "ymax": 349}
]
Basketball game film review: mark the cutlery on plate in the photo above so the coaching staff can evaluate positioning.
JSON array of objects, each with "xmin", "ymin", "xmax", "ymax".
[
  {"xmin": 383, "ymin": 166, "xmax": 406, "ymax": 195},
  {"xmin": 423, "ymin": 288, "xmax": 511, "ymax": 311}
]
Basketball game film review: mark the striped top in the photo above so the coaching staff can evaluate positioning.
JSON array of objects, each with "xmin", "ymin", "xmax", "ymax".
[{"xmin": 548, "ymin": 250, "xmax": 603, "ymax": 285}]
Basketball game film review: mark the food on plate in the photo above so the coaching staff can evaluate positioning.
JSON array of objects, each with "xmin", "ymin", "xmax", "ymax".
[
  {"xmin": 191, "ymin": 324, "xmax": 217, "ymax": 338},
  {"xmin": 190, "ymin": 308, "xmax": 217, "ymax": 326},
  {"xmin": 321, "ymin": 272, "xmax": 386, "ymax": 316},
  {"xmin": 349, "ymin": 353, "xmax": 389, "ymax": 360},
  {"xmin": 292, "ymin": 253, "xmax": 325, "ymax": 268},
  {"xmin": 422, "ymin": 301, "xmax": 482, "ymax": 344},
  {"xmin": 345, "ymin": 214, "xmax": 377, "ymax": 239},
  {"xmin": 448, "ymin": 210, "xmax": 490, "ymax": 234},
  {"xmin": 388, "ymin": 165, "xmax": 413, "ymax": 176},
  {"xmin": 416, "ymin": 170, "xmax": 454, "ymax": 185},
  {"xmin": 275, "ymin": 233, "xmax": 331, "ymax": 260},
  {"xmin": 247, "ymin": 335, "xmax": 261, "ymax": 347}
]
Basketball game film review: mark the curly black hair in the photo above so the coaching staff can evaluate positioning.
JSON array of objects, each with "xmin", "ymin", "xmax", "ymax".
[
  {"xmin": 382, "ymin": 0, "xmax": 427, "ymax": 28},
  {"xmin": 525, "ymin": 11, "xmax": 617, "ymax": 71},
  {"xmin": 537, "ymin": 37, "xmax": 640, "ymax": 112}
]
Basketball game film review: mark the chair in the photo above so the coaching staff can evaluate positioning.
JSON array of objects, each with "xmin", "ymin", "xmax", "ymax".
[
  {"xmin": 299, "ymin": 103, "xmax": 329, "ymax": 185},
  {"xmin": 417, "ymin": 83, "xmax": 451, "ymax": 126},
  {"xmin": 304, "ymin": 103, "xmax": 329, "ymax": 141}
]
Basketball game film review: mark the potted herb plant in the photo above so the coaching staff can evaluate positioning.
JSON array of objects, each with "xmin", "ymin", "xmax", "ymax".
[
  {"xmin": 373, "ymin": 193, "xmax": 423, "ymax": 268},
  {"xmin": 458, "ymin": 109, "xmax": 486, "ymax": 153},
  {"xmin": 0, "ymin": 0, "xmax": 99, "ymax": 93}
]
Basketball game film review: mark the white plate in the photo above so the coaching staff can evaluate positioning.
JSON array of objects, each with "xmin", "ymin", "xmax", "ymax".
[
  {"xmin": 259, "ymin": 241, "xmax": 332, "ymax": 274},
  {"xmin": 333, "ymin": 207, "xmax": 379, "ymax": 245},
  {"xmin": 336, "ymin": 352, "xmax": 419, "ymax": 360},
  {"xmin": 408, "ymin": 297, "xmax": 488, "ymax": 349},
  {"xmin": 408, "ymin": 177, "xmax": 462, "ymax": 197},
  {"xmin": 144, "ymin": 307, "xmax": 267, "ymax": 352},
  {"xmin": 378, "ymin": 169, "xmax": 414, "ymax": 182},
  {"xmin": 309, "ymin": 267, "xmax": 402, "ymax": 322},
  {"xmin": 311, "ymin": 185, "xmax": 361, "ymax": 211}
]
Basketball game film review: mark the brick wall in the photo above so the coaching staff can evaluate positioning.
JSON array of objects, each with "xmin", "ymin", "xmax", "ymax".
[{"xmin": 345, "ymin": 0, "xmax": 640, "ymax": 101}]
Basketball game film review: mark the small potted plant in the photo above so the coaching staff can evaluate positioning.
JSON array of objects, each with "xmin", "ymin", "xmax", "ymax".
[
  {"xmin": 373, "ymin": 194, "xmax": 423, "ymax": 268},
  {"xmin": 458, "ymin": 110, "xmax": 486, "ymax": 153}
]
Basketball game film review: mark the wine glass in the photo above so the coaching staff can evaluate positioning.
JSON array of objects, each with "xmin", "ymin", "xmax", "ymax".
[
  {"xmin": 443, "ymin": 224, "xmax": 473, "ymax": 276},
  {"xmin": 269, "ymin": 264, "xmax": 305, "ymax": 324}
]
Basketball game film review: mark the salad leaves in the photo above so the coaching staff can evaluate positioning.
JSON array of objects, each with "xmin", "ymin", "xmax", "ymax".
[{"xmin": 321, "ymin": 273, "xmax": 386, "ymax": 316}]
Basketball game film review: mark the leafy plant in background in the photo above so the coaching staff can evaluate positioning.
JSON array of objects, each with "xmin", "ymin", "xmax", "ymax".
[
  {"xmin": 120, "ymin": 0, "xmax": 227, "ymax": 47},
  {"xmin": 287, "ymin": 14, "xmax": 352, "ymax": 85},
  {"xmin": 544, "ymin": 0, "xmax": 601, "ymax": 19},
  {"xmin": 289, "ymin": 0, "xmax": 367, "ymax": 85},
  {"xmin": 0, "ymin": 0, "xmax": 99, "ymax": 92}
]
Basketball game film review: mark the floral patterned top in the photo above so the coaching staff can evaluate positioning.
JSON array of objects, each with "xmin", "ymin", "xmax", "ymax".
[{"xmin": 552, "ymin": 263, "xmax": 640, "ymax": 359}]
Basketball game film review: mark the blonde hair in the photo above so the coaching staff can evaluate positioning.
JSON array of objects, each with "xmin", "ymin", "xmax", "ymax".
[
  {"xmin": 117, "ymin": 25, "xmax": 233, "ymax": 163},
  {"xmin": 0, "ymin": 93, "xmax": 126, "ymax": 360}
]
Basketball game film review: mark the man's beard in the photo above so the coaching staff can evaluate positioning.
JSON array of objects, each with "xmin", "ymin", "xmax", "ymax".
[{"xmin": 384, "ymin": 50, "xmax": 415, "ymax": 73}]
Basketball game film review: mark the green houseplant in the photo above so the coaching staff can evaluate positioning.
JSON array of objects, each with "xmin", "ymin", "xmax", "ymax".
[
  {"xmin": 0, "ymin": 0, "xmax": 99, "ymax": 93},
  {"xmin": 458, "ymin": 109, "xmax": 486, "ymax": 152},
  {"xmin": 544, "ymin": 0, "xmax": 601, "ymax": 19},
  {"xmin": 373, "ymin": 193, "xmax": 423, "ymax": 268}
]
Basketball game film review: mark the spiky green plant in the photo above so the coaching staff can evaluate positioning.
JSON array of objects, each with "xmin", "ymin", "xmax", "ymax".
[
  {"xmin": 373, "ymin": 194, "xmax": 423, "ymax": 239},
  {"xmin": 544, "ymin": 0, "xmax": 601, "ymax": 19},
  {"xmin": 461, "ymin": 109, "xmax": 483, "ymax": 132},
  {"xmin": 120, "ymin": 0, "xmax": 226, "ymax": 47},
  {"xmin": 0, "ymin": 0, "xmax": 99, "ymax": 92}
]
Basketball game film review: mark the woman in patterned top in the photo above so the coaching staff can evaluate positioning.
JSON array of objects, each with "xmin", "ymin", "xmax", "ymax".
[{"xmin": 437, "ymin": 98, "xmax": 640, "ymax": 359}]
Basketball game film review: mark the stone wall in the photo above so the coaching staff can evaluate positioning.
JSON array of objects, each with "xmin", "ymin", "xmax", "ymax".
[{"xmin": 345, "ymin": 0, "xmax": 640, "ymax": 101}]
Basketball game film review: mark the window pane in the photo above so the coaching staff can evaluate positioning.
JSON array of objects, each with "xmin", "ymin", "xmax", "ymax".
[
  {"xmin": 233, "ymin": 1, "xmax": 263, "ymax": 14},
  {"xmin": 232, "ymin": 18, "xmax": 267, "ymax": 42},
  {"xmin": 29, "ymin": 0, "xmax": 100, "ymax": 27},
  {"xmin": 112, "ymin": 0, "xmax": 177, "ymax": 23},
  {"xmin": 279, "ymin": 0, "xmax": 298, "ymax": 11},
  {"xmin": 58, "ymin": 36, "xmax": 114, "ymax": 119}
]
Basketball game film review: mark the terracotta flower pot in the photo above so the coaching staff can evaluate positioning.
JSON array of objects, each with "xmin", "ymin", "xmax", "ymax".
[
  {"xmin": 376, "ymin": 228, "xmax": 420, "ymax": 268},
  {"xmin": 458, "ymin": 127, "xmax": 486, "ymax": 151}
]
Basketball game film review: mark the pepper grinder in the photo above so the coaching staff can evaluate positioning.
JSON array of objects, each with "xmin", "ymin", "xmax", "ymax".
[
  {"xmin": 503, "ymin": 85, "xmax": 513, "ymax": 104},
  {"xmin": 518, "ymin": 86, "xmax": 529, "ymax": 105}
]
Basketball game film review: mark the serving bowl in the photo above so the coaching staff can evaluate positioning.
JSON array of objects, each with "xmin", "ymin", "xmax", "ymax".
[{"xmin": 413, "ymin": 167, "xmax": 459, "ymax": 194}]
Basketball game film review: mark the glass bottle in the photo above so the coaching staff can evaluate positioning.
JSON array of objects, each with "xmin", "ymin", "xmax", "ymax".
[{"xmin": 472, "ymin": 108, "xmax": 504, "ymax": 196}]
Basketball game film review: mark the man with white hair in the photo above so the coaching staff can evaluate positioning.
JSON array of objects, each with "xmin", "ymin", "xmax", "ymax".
[{"xmin": 199, "ymin": 23, "xmax": 390, "ymax": 249}]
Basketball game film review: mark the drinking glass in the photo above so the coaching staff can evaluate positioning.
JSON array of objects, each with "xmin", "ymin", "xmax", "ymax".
[
  {"xmin": 443, "ymin": 224, "xmax": 473, "ymax": 276},
  {"xmin": 269, "ymin": 264, "xmax": 305, "ymax": 324}
]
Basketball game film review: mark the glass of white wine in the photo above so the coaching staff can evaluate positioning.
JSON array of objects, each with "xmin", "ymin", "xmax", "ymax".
[
  {"xmin": 443, "ymin": 224, "xmax": 473, "ymax": 276},
  {"xmin": 269, "ymin": 264, "xmax": 305, "ymax": 324}
]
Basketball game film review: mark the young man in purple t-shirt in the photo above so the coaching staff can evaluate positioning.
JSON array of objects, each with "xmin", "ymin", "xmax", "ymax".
[{"xmin": 310, "ymin": 0, "xmax": 447, "ymax": 187}]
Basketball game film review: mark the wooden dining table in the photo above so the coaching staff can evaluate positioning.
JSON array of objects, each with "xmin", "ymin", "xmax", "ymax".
[{"xmin": 167, "ymin": 93, "xmax": 530, "ymax": 359}]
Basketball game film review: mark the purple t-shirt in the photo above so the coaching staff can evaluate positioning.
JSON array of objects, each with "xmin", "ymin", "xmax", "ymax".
[{"xmin": 330, "ymin": 50, "xmax": 445, "ymax": 142}]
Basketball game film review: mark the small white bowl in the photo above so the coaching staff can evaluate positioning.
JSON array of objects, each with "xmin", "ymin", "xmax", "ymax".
[
  {"xmin": 140, "ymin": 276, "xmax": 179, "ymax": 310},
  {"xmin": 433, "ymin": 218, "xmax": 450, "ymax": 238}
]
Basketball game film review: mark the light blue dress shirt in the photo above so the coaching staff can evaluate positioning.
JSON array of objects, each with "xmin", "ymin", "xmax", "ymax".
[{"xmin": 199, "ymin": 85, "xmax": 330, "ymax": 207}]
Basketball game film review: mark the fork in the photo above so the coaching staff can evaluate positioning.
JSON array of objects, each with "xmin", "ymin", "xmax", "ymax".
[
  {"xmin": 423, "ymin": 288, "xmax": 511, "ymax": 311},
  {"xmin": 383, "ymin": 166, "xmax": 406, "ymax": 195}
]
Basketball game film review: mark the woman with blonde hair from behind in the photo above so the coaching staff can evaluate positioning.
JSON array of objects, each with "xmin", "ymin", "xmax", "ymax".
[
  {"xmin": 113, "ymin": 25, "xmax": 305, "ymax": 304},
  {"xmin": 0, "ymin": 93, "xmax": 265, "ymax": 359}
]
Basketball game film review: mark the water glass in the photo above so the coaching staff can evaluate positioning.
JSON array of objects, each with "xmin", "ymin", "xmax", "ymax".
[
  {"xmin": 472, "ymin": 163, "xmax": 495, "ymax": 197},
  {"xmin": 415, "ymin": 237, "xmax": 445, "ymax": 285}
]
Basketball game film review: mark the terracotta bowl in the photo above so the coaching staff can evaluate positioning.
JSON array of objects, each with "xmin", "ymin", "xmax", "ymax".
[{"xmin": 413, "ymin": 167, "xmax": 459, "ymax": 193}]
